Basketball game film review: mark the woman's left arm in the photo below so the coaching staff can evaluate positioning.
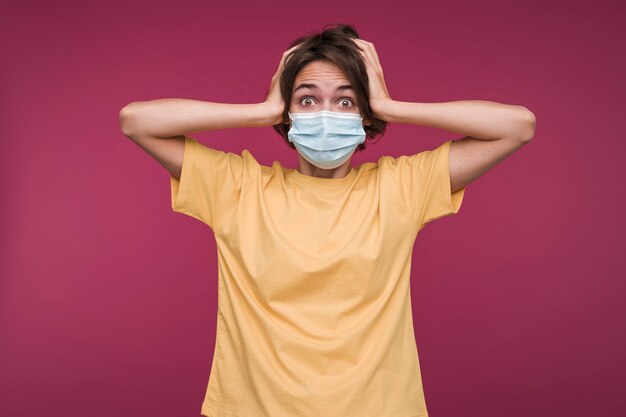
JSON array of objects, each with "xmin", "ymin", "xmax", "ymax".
[{"xmin": 353, "ymin": 39, "xmax": 537, "ymax": 194}]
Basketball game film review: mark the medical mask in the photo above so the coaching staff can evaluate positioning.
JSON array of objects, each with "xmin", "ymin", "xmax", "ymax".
[{"xmin": 287, "ymin": 110, "xmax": 367, "ymax": 170}]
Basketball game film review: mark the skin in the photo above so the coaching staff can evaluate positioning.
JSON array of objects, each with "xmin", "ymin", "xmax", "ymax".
[
  {"xmin": 287, "ymin": 60, "xmax": 372, "ymax": 179},
  {"xmin": 120, "ymin": 37, "xmax": 536, "ymax": 194},
  {"xmin": 349, "ymin": 38, "xmax": 536, "ymax": 193},
  {"xmin": 279, "ymin": 37, "xmax": 536, "ymax": 187}
]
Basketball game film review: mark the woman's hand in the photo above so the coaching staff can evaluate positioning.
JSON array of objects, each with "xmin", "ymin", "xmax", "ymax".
[
  {"xmin": 264, "ymin": 44, "xmax": 301, "ymax": 125},
  {"xmin": 352, "ymin": 38, "xmax": 394, "ymax": 121}
]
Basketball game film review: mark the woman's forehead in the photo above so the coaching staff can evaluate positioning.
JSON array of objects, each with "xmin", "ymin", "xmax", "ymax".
[{"xmin": 294, "ymin": 61, "xmax": 350, "ymax": 85}]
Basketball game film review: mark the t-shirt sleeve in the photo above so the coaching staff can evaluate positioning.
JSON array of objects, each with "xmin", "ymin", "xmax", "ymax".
[
  {"xmin": 391, "ymin": 139, "xmax": 466, "ymax": 230},
  {"xmin": 169, "ymin": 136, "xmax": 244, "ymax": 229}
]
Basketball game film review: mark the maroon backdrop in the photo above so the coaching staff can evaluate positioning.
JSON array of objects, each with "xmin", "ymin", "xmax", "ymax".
[{"xmin": 1, "ymin": 1, "xmax": 624, "ymax": 416}]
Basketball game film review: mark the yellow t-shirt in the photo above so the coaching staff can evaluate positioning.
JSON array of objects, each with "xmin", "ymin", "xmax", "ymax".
[{"xmin": 170, "ymin": 136, "xmax": 465, "ymax": 417}]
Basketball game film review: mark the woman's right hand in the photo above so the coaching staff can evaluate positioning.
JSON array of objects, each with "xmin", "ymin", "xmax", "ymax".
[{"xmin": 264, "ymin": 44, "xmax": 301, "ymax": 125}]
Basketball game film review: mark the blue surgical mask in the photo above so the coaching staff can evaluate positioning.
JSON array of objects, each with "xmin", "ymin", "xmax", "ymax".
[{"xmin": 287, "ymin": 110, "xmax": 366, "ymax": 170}]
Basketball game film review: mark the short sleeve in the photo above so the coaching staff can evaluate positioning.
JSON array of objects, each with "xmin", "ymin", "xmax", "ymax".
[
  {"xmin": 388, "ymin": 139, "xmax": 466, "ymax": 230},
  {"xmin": 169, "ymin": 136, "xmax": 244, "ymax": 229}
]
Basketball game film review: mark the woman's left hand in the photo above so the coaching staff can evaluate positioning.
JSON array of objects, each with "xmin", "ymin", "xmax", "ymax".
[{"xmin": 352, "ymin": 38, "xmax": 394, "ymax": 121}]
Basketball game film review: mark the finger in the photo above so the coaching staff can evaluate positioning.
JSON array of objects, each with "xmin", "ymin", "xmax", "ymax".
[
  {"xmin": 362, "ymin": 42, "xmax": 383, "ymax": 74},
  {"xmin": 283, "ymin": 43, "xmax": 301, "ymax": 55},
  {"xmin": 353, "ymin": 39, "xmax": 382, "ymax": 74},
  {"xmin": 367, "ymin": 42, "xmax": 383, "ymax": 74},
  {"xmin": 351, "ymin": 39, "xmax": 372, "ymax": 66},
  {"xmin": 353, "ymin": 39, "xmax": 390, "ymax": 97},
  {"xmin": 276, "ymin": 44, "xmax": 300, "ymax": 73},
  {"xmin": 282, "ymin": 44, "xmax": 301, "ymax": 61}
]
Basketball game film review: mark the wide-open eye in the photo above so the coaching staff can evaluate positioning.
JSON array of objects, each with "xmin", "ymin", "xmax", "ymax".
[
  {"xmin": 339, "ymin": 98, "xmax": 354, "ymax": 108},
  {"xmin": 299, "ymin": 97, "xmax": 314, "ymax": 106}
]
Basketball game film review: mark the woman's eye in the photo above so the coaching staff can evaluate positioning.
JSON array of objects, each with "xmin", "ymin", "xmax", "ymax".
[{"xmin": 298, "ymin": 97, "xmax": 354, "ymax": 107}]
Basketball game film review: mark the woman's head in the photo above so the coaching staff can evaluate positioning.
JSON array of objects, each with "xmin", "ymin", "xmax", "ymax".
[{"xmin": 272, "ymin": 23, "xmax": 387, "ymax": 152}]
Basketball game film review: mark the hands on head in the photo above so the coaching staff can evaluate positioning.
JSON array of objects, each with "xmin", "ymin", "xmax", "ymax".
[
  {"xmin": 350, "ymin": 38, "xmax": 393, "ymax": 118},
  {"xmin": 265, "ymin": 44, "xmax": 302, "ymax": 125},
  {"xmin": 264, "ymin": 37, "xmax": 393, "ymax": 126}
]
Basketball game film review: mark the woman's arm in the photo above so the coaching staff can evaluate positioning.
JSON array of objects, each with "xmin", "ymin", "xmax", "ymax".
[
  {"xmin": 118, "ymin": 44, "xmax": 301, "ymax": 179},
  {"xmin": 119, "ymin": 99, "xmax": 281, "ymax": 138},
  {"xmin": 378, "ymin": 100, "xmax": 535, "ymax": 142},
  {"xmin": 118, "ymin": 99, "xmax": 282, "ymax": 180},
  {"xmin": 380, "ymin": 99, "xmax": 536, "ymax": 194},
  {"xmin": 118, "ymin": 44, "xmax": 301, "ymax": 138},
  {"xmin": 352, "ymin": 38, "xmax": 536, "ymax": 194},
  {"xmin": 118, "ymin": 99, "xmax": 283, "ymax": 180}
]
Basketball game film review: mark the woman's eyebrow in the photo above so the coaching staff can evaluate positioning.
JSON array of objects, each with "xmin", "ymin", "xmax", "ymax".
[{"xmin": 294, "ymin": 83, "xmax": 354, "ymax": 92}]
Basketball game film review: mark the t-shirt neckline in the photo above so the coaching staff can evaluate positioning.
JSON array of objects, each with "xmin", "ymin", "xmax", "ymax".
[{"xmin": 288, "ymin": 166, "xmax": 358, "ymax": 188}]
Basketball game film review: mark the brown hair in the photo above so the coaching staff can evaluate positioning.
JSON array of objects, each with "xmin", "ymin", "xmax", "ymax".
[{"xmin": 271, "ymin": 23, "xmax": 387, "ymax": 152}]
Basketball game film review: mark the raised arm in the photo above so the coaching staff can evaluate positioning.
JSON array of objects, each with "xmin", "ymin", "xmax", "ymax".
[
  {"xmin": 119, "ymin": 99, "xmax": 282, "ymax": 138},
  {"xmin": 118, "ymin": 45, "xmax": 300, "ymax": 179},
  {"xmin": 118, "ymin": 99, "xmax": 281, "ymax": 179},
  {"xmin": 352, "ymin": 38, "xmax": 536, "ymax": 194},
  {"xmin": 379, "ymin": 99, "xmax": 536, "ymax": 193}
]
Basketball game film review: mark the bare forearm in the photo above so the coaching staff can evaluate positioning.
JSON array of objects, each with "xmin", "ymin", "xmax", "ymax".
[
  {"xmin": 380, "ymin": 99, "xmax": 536, "ymax": 141},
  {"xmin": 119, "ymin": 98, "xmax": 280, "ymax": 138}
]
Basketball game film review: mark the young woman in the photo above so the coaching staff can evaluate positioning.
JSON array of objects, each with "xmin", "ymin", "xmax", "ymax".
[{"xmin": 119, "ymin": 23, "xmax": 535, "ymax": 417}]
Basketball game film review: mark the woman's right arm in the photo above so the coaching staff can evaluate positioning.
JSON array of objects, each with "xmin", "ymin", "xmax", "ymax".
[
  {"xmin": 119, "ymin": 99, "xmax": 282, "ymax": 138},
  {"xmin": 118, "ymin": 99, "xmax": 282, "ymax": 179},
  {"xmin": 119, "ymin": 44, "xmax": 300, "ymax": 179}
]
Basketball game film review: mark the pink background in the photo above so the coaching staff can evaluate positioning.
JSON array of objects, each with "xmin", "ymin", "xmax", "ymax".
[{"xmin": 1, "ymin": 1, "xmax": 625, "ymax": 416}]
